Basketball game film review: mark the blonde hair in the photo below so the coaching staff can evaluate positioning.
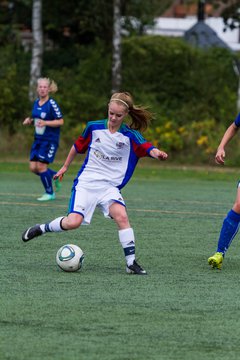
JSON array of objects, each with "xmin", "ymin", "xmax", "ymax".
[
  {"xmin": 37, "ymin": 77, "xmax": 58, "ymax": 94},
  {"xmin": 110, "ymin": 92, "xmax": 153, "ymax": 132}
]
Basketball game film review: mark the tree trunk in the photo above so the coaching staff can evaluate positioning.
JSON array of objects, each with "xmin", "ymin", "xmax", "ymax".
[
  {"xmin": 112, "ymin": 0, "xmax": 122, "ymax": 94},
  {"xmin": 29, "ymin": 0, "xmax": 43, "ymax": 101}
]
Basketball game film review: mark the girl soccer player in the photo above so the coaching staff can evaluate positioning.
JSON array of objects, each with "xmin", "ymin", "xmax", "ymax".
[
  {"xmin": 22, "ymin": 92, "xmax": 168, "ymax": 275},
  {"xmin": 208, "ymin": 118, "xmax": 240, "ymax": 269},
  {"xmin": 23, "ymin": 78, "xmax": 64, "ymax": 201}
]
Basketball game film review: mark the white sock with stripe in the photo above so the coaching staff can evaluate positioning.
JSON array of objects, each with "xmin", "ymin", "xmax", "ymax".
[
  {"xmin": 40, "ymin": 217, "xmax": 65, "ymax": 233},
  {"xmin": 118, "ymin": 228, "xmax": 135, "ymax": 266}
]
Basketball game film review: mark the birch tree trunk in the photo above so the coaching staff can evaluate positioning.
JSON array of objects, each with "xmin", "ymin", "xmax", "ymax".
[
  {"xmin": 112, "ymin": 0, "xmax": 122, "ymax": 94},
  {"xmin": 29, "ymin": 0, "xmax": 43, "ymax": 101}
]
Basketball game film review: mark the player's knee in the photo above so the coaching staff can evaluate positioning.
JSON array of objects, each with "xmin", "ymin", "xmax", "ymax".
[
  {"xmin": 29, "ymin": 164, "xmax": 37, "ymax": 173},
  {"xmin": 64, "ymin": 214, "xmax": 83, "ymax": 230},
  {"xmin": 114, "ymin": 212, "xmax": 129, "ymax": 227},
  {"xmin": 36, "ymin": 163, "xmax": 47, "ymax": 173}
]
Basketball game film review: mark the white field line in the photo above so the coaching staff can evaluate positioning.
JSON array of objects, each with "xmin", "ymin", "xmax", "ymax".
[
  {"xmin": 0, "ymin": 192, "xmax": 229, "ymax": 206},
  {"xmin": 0, "ymin": 200, "xmax": 225, "ymax": 217}
]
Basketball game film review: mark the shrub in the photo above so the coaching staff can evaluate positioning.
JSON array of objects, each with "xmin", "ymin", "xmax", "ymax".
[{"xmin": 0, "ymin": 37, "xmax": 239, "ymax": 165}]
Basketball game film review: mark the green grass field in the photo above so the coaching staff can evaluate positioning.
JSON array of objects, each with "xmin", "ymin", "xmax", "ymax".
[{"xmin": 1, "ymin": 161, "xmax": 240, "ymax": 360}]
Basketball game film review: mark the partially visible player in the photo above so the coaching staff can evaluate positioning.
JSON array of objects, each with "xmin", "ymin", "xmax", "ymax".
[
  {"xmin": 22, "ymin": 91, "xmax": 168, "ymax": 275},
  {"xmin": 208, "ymin": 119, "xmax": 240, "ymax": 269},
  {"xmin": 23, "ymin": 77, "xmax": 64, "ymax": 201}
]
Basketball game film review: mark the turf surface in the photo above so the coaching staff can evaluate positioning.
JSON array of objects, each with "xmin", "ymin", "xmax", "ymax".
[{"xmin": 1, "ymin": 162, "xmax": 240, "ymax": 360}]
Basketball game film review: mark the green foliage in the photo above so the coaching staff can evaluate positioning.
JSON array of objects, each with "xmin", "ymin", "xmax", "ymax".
[
  {"xmin": 122, "ymin": 35, "xmax": 237, "ymax": 125},
  {"xmin": 0, "ymin": 0, "xmax": 172, "ymax": 47},
  {"xmin": 43, "ymin": 41, "xmax": 112, "ymax": 144},
  {"xmin": 0, "ymin": 35, "xmax": 239, "ymax": 164},
  {"xmin": 0, "ymin": 46, "xmax": 30, "ymax": 134},
  {"xmin": 122, "ymin": 0, "xmax": 164, "ymax": 34},
  {"xmin": 143, "ymin": 118, "xmax": 227, "ymax": 164},
  {"xmin": 42, "ymin": 0, "xmax": 114, "ymax": 45}
]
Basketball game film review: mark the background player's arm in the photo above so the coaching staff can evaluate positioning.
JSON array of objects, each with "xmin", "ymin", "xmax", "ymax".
[
  {"xmin": 215, "ymin": 123, "xmax": 239, "ymax": 165},
  {"xmin": 36, "ymin": 118, "xmax": 64, "ymax": 127},
  {"xmin": 23, "ymin": 117, "xmax": 33, "ymax": 125}
]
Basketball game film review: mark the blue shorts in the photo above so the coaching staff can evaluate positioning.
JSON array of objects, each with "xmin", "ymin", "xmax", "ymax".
[{"xmin": 30, "ymin": 139, "xmax": 58, "ymax": 164}]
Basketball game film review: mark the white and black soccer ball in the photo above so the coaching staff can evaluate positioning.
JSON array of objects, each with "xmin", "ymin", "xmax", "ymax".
[{"xmin": 56, "ymin": 244, "xmax": 84, "ymax": 272}]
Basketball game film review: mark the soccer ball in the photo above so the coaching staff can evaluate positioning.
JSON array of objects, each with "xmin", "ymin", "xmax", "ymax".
[{"xmin": 56, "ymin": 244, "xmax": 84, "ymax": 272}]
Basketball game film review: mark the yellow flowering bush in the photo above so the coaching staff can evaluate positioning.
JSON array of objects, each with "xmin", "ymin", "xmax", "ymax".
[{"xmin": 145, "ymin": 118, "xmax": 226, "ymax": 163}]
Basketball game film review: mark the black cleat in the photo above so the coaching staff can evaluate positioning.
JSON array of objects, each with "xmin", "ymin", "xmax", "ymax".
[
  {"xmin": 22, "ymin": 225, "xmax": 43, "ymax": 242},
  {"xmin": 126, "ymin": 260, "xmax": 147, "ymax": 275}
]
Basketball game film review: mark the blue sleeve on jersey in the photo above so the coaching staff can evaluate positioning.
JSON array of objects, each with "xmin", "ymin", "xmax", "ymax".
[
  {"xmin": 234, "ymin": 114, "xmax": 240, "ymax": 127},
  {"xmin": 49, "ymin": 98, "xmax": 63, "ymax": 119}
]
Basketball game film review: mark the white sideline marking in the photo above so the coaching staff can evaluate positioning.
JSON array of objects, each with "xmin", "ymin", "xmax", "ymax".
[
  {"xmin": 0, "ymin": 200, "xmax": 225, "ymax": 217},
  {"xmin": 0, "ymin": 192, "xmax": 230, "ymax": 206}
]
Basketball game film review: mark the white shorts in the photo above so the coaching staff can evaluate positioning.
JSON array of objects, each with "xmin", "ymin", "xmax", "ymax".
[{"xmin": 68, "ymin": 184, "xmax": 126, "ymax": 225}]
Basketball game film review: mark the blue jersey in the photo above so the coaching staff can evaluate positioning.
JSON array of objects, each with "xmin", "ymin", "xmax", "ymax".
[
  {"xmin": 32, "ymin": 97, "xmax": 63, "ymax": 144},
  {"xmin": 234, "ymin": 113, "xmax": 240, "ymax": 127}
]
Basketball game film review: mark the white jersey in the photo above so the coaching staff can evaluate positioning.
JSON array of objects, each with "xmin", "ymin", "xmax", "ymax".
[{"xmin": 73, "ymin": 119, "xmax": 155, "ymax": 190}]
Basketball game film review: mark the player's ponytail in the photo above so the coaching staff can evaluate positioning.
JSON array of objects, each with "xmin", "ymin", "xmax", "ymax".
[
  {"xmin": 128, "ymin": 106, "xmax": 153, "ymax": 132},
  {"xmin": 110, "ymin": 92, "xmax": 153, "ymax": 132},
  {"xmin": 49, "ymin": 79, "xmax": 58, "ymax": 94}
]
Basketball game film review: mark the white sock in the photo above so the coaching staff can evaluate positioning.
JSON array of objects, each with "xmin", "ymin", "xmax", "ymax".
[
  {"xmin": 40, "ymin": 216, "xmax": 65, "ymax": 233},
  {"xmin": 118, "ymin": 228, "xmax": 135, "ymax": 266}
]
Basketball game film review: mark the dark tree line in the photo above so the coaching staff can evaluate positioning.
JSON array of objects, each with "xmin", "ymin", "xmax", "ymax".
[
  {"xmin": 0, "ymin": 0, "xmax": 163, "ymax": 97},
  {"xmin": 0, "ymin": 0, "xmax": 163, "ymax": 46}
]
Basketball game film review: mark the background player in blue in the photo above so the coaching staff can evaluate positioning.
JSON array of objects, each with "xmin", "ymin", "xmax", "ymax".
[
  {"xmin": 208, "ymin": 115, "xmax": 240, "ymax": 269},
  {"xmin": 23, "ymin": 78, "xmax": 64, "ymax": 201},
  {"xmin": 22, "ymin": 91, "xmax": 168, "ymax": 275}
]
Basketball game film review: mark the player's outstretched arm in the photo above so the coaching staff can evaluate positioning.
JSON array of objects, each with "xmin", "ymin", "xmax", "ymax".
[
  {"xmin": 54, "ymin": 146, "xmax": 78, "ymax": 180},
  {"xmin": 150, "ymin": 148, "xmax": 168, "ymax": 160},
  {"xmin": 215, "ymin": 123, "xmax": 239, "ymax": 165}
]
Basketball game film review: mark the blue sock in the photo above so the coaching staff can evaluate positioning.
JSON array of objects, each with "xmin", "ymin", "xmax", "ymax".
[
  {"xmin": 217, "ymin": 209, "xmax": 240, "ymax": 254},
  {"xmin": 48, "ymin": 168, "xmax": 57, "ymax": 178},
  {"xmin": 39, "ymin": 170, "xmax": 54, "ymax": 194}
]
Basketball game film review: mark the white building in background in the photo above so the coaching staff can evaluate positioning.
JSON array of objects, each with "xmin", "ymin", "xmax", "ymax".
[{"xmin": 145, "ymin": 17, "xmax": 240, "ymax": 51}]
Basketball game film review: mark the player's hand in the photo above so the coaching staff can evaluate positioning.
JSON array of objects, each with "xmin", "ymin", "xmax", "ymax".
[
  {"xmin": 53, "ymin": 173, "xmax": 64, "ymax": 181},
  {"xmin": 53, "ymin": 166, "xmax": 68, "ymax": 181},
  {"xmin": 215, "ymin": 148, "xmax": 225, "ymax": 165},
  {"xmin": 150, "ymin": 148, "xmax": 168, "ymax": 160},
  {"xmin": 36, "ymin": 119, "xmax": 45, "ymax": 127},
  {"xmin": 23, "ymin": 117, "xmax": 32, "ymax": 125},
  {"xmin": 158, "ymin": 151, "xmax": 168, "ymax": 161}
]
